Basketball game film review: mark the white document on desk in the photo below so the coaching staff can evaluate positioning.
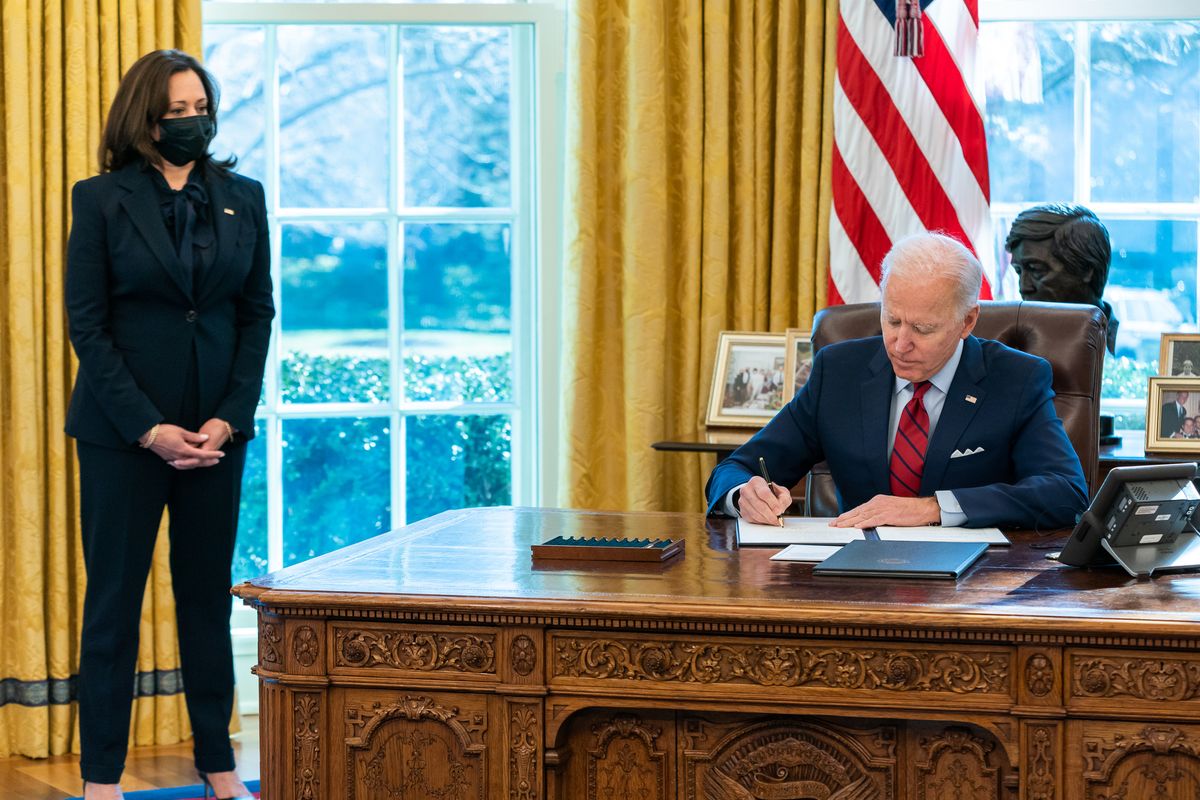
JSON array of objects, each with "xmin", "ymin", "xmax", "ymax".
[
  {"xmin": 875, "ymin": 526, "xmax": 1011, "ymax": 546},
  {"xmin": 736, "ymin": 517, "xmax": 866, "ymax": 546},
  {"xmin": 770, "ymin": 544, "xmax": 844, "ymax": 562}
]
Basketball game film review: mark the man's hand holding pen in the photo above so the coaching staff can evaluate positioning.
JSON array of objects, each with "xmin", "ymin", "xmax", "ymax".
[{"xmin": 736, "ymin": 457, "xmax": 791, "ymax": 526}]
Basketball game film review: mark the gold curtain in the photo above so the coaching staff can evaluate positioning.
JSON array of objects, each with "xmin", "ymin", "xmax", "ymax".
[
  {"xmin": 562, "ymin": 0, "xmax": 837, "ymax": 512},
  {"xmin": 0, "ymin": 0, "xmax": 203, "ymax": 758}
]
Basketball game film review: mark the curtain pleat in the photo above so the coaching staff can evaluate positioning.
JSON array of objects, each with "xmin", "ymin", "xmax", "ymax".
[
  {"xmin": 562, "ymin": 0, "xmax": 837, "ymax": 512},
  {"xmin": 0, "ymin": 0, "xmax": 207, "ymax": 758}
]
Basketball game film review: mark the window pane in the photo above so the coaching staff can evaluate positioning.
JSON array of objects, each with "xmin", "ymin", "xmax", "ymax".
[
  {"xmin": 204, "ymin": 26, "xmax": 266, "ymax": 184},
  {"xmin": 403, "ymin": 223, "xmax": 512, "ymax": 403},
  {"xmin": 278, "ymin": 26, "xmax": 389, "ymax": 208},
  {"xmin": 1104, "ymin": 219, "xmax": 1199, "ymax": 364},
  {"xmin": 280, "ymin": 222, "xmax": 390, "ymax": 404},
  {"xmin": 1101, "ymin": 218, "xmax": 1198, "ymax": 430},
  {"xmin": 403, "ymin": 26, "xmax": 512, "ymax": 207},
  {"xmin": 981, "ymin": 21, "xmax": 1075, "ymax": 203},
  {"xmin": 282, "ymin": 417, "xmax": 391, "ymax": 565},
  {"xmin": 406, "ymin": 414, "xmax": 512, "ymax": 523},
  {"xmin": 233, "ymin": 419, "xmax": 268, "ymax": 583},
  {"xmin": 1090, "ymin": 22, "xmax": 1200, "ymax": 203},
  {"xmin": 989, "ymin": 213, "xmax": 1019, "ymax": 299}
]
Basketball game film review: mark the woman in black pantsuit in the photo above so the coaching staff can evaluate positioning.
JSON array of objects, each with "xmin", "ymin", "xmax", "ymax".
[{"xmin": 65, "ymin": 50, "xmax": 272, "ymax": 800}]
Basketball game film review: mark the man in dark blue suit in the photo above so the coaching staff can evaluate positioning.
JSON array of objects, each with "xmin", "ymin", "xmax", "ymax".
[
  {"xmin": 1160, "ymin": 391, "xmax": 1190, "ymax": 439},
  {"xmin": 706, "ymin": 232, "xmax": 1088, "ymax": 530}
]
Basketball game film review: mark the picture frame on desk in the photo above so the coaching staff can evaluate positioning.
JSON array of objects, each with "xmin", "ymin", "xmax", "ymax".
[
  {"xmin": 1159, "ymin": 333, "xmax": 1200, "ymax": 377},
  {"xmin": 1145, "ymin": 377, "xmax": 1200, "ymax": 452},
  {"xmin": 783, "ymin": 328, "xmax": 813, "ymax": 402},
  {"xmin": 705, "ymin": 331, "xmax": 787, "ymax": 428}
]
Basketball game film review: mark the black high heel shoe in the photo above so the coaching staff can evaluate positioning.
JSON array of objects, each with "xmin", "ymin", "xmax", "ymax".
[{"xmin": 198, "ymin": 772, "xmax": 254, "ymax": 800}]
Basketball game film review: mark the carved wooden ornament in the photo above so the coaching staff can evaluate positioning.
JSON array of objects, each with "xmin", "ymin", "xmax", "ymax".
[
  {"xmin": 512, "ymin": 634, "xmax": 537, "ymax": 676},
  {"xmin": 259, "ymin": 621, "xmax": 282, "ymax": 668},
  {"xmin": 1025, "ymin": 653, "xmax": 1055, "ymax": 698},
  {"xmin": 293, "ymin": 625, "xmax": 319, "ymax": 668},
  {"xmin": 293, "ymin": 693, "xmax": 321, "ymax": 800},
  {"xmin": 555, "ymin": 636, "xmax": 1009, "ymax": 694},
  {"xmin": 1083, "ymin": 725, "xmax": 1200, "ymax": 799},
  {"xmin": 336, "ymin": 627, "xmax": 496, "ymax": 673},
  {"xmin": 1074, "ymin": 657, "xmax": 1200, "ymax": 702},
  {"xmin": 345, "ymin": 695, "xmax": 487, "ymax": 800}
]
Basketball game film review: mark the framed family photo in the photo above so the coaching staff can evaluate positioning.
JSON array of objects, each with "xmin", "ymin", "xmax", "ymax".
[
  {"xmin": 1159, "ymin": 334, "xmax": 1200, "ymax": 377},
  {"xmin": 1145, "ymin": 377, "xmax": 1200, "ymax": 453},
  {"xmin": 783, "ymin": 328, "xmax": 814, "ymax": 402},
  {"xmin": 705, "ymin": 331, "xmax": 788, "ymax": 428}
]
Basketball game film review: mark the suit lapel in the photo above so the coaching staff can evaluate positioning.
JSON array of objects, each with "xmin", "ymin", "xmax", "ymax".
[
  {"xmin": 117, "ymin": 166, "xmax": 194, "ymax": 301},
  {"xmin": 198, "ymin": 171, "xmax": 238, "ymax": 301},
  {"xmin": 921, "ymin": 336, "xmax": 986, "ymax": 494},
  {"xmin": 862, "ymin": 343, "xmax": 897, "ymax": 495}
]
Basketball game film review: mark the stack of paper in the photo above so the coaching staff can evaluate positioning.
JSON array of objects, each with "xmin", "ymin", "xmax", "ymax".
[
  {"xmin": 736, "ymin": 517, "xmax": 866, "ymax": 546},
  {"xmin": 770, "ymin": 544, "xmax": 844, "ymax": 562},
  {"xmin": 875, "ymin": 526, "xmax": 1010, "ymax": 546},
  {"xmin": 739, "ymin": 518, "xmax": 1010, "ymax": 567}
]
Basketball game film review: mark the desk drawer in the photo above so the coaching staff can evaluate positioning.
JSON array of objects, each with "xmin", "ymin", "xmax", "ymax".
[
  {"xmin": 1068, "ymin": 647, "xmax": 1200, "ymax": 719},
  {"xmin": 548, "ymin": 630, "xmax": 1014, "ymax": 710},
  {"xmin": 329, "ymin": 622, "xmax": 502, "ymax": 684}
]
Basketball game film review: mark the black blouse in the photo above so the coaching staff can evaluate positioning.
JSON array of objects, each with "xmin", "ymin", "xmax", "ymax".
[{"xmin": 149, "ymin": 166, "xmax": 216, "ymax": 291}]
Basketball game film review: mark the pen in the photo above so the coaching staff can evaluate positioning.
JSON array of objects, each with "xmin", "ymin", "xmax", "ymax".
[{"xmin": 758, "ymin": 457, "xmax": 785, "ymax": 528}]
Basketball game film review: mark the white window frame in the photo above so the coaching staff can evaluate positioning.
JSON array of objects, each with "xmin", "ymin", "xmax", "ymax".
[
  {"xmin": 202, "ymin": 1, "xmax": 565, "ymax": 714},
  {"xmin": 980, "ymin": 0, "xmax": 1200, "ymax": 424}
]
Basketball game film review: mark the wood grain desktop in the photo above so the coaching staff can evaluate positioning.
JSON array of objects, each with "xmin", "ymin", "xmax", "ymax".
[{"xmin": 235, "ymin": 506, "xmax": 1200, "ymax": 800}]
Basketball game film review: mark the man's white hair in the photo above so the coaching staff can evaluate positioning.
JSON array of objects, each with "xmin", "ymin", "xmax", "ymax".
[{"xmin": 880, "ymin": 232, "xmax": 982, "ymax": 316}]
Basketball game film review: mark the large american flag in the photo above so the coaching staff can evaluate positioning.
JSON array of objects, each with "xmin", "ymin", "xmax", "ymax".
[{"xmin": 829, "ymin": 0, "xmax": 994, "ymax": 304}]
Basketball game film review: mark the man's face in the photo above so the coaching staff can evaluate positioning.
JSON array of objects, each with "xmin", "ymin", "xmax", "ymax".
[
  {"xmin": 1179, "ymin": 392, "xmax": 1191, "ymax": 406},
  {"xmin": 1184, "ymin": 419, "xmax": 1196, "ymax": 434},
  {"xmin": 1010, "ymin": 239, "xmax": 1096, "ymax": 304},
  {"xmin": 882, "ymin": 273, "xmax": 979, "ymax": 383}
]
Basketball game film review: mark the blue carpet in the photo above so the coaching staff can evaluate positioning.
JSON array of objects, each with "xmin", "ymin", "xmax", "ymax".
[{"xmin": 67, "ymin": 779, "xmax": 259, "ymax": 800}]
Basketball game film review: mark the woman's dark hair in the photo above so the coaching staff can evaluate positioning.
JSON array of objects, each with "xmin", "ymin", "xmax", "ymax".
[{"xmin": 99, "ymin": 49, "xmax": 235, "ymax": 174}]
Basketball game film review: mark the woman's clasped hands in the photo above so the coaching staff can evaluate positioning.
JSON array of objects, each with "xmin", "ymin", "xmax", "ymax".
[{"xmin": 138, "ymin": 418, "xmax": 231, "ymax": 469}]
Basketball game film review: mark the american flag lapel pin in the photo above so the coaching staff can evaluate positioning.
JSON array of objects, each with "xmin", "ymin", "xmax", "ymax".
[
  {"xmin": 223, "ymin": 208, "xmax": 236, "ymax": 215},
  {"xmin": 965, "ymin": 394, "xmax": 978, "ymax": 404}
]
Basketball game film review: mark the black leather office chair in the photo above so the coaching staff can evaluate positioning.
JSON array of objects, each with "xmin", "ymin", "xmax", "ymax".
[{"xmin": 805, "ymin": 300, "xmax": 1107, "ymax": 517}]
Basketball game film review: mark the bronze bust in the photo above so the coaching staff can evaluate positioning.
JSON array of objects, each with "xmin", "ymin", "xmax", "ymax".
[{"xmin": 1005, "ymin": 203, "xmax": 1118, "ymax": 354}]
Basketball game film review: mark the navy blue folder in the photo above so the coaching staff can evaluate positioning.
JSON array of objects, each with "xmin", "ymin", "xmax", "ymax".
[{"xmin": 812, "ymin": 538, "xmax": 987, "ymax": 579}]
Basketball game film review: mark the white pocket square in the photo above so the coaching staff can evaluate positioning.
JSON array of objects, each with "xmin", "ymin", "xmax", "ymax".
[{"xmin": 951, "ymin": 446, "xmax": 985, "ymax": 459}]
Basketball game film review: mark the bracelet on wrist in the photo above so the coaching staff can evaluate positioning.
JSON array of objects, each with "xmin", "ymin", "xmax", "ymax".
[
  {"xmin": 140, "ymin": 424, "xmax": 160, "ymax": 449},
  {"xmin": 221, "ymin": 420, "xmax": 235, "ymax": 442}
]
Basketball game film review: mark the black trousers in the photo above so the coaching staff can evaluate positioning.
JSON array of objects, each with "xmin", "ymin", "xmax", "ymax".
[{"xmin": 76, "ymin": 439, "xmax": 246, "ymax": 784}]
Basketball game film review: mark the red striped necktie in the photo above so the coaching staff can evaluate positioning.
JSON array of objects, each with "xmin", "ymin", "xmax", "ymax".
[{"xmin": 890, "ymin": 381, "xmax": 932, "ymax": 497}]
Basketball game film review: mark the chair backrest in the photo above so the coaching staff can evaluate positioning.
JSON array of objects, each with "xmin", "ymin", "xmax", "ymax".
[{"xmin": 805, "ymin": 300, "xmax": 1107, "ymax": 517}]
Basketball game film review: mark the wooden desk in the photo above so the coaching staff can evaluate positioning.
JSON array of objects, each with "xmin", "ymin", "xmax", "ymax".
[{"xmin": 236, "ymin": 507, "xmax": 1200, "ymax": 800}]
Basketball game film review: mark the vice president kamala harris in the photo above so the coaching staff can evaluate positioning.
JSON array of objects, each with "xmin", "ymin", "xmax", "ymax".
[{"xmin": 65, "ymin": 50, "xmax": 272, "ymax": 800}]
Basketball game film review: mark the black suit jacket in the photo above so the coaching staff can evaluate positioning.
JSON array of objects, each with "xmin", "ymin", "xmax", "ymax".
[
  {"xmin": 1161, "ymin": 401, "xmax": 1189, "ymax": 439},
  {"xmin": 65, "ymin": 162, "xmax": 274, "ymax": 449}
]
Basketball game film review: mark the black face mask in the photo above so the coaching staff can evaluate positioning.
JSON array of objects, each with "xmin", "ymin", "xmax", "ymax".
[{"xmin": 154, "ymin": 115, "xmax": 214, "ymax": 167}]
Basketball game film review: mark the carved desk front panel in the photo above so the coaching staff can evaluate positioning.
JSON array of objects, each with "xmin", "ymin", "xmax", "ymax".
[{"xmin": 236, "ymin": 507, "xmax": 1200, "ymax": 800}]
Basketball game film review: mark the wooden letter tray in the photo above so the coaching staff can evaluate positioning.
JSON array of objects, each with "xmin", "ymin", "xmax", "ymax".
[{"xmin": 531, "ymin": 536, "xmax": 684, "ymax": 562}]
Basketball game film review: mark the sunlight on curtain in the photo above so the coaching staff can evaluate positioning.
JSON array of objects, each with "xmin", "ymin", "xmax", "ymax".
[{"xmin": 562, "ymin": 0, "xmax": 837, "ymax": 513}]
